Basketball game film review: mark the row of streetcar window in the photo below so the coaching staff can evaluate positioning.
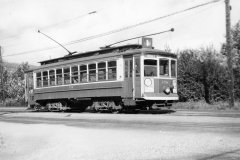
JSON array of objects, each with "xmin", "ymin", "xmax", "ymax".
[
  {"xmin": 36, "ymin": 61, "xmax": 117, "ymax": 88},
  {"xmin": 144, "ymin": 59, "xmax": 176, "ymax": 77}
]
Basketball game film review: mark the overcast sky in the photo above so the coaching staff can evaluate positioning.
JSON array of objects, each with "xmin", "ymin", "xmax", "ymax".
[{"xmin": 0, "ymin": 0, "xmax": 240, "ymax": 65}]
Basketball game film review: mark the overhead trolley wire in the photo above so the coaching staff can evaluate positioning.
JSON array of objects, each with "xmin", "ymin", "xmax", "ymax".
[
  {"xmin": 65, "ymin": 0, "xmax": 222, "ymax": 46},
  {"xmin": 0, "ymin": 10, "xmax": 97, "ymax": 42},
  {"xmin": 3, "ymin": 0, "xmax": 222, "ymax": 57},
  {"xmin": 40, "ymin": 11, "xmax": 97, "ymax": 31}
]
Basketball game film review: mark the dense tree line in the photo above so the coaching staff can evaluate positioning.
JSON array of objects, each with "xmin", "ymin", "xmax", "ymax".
[
  {"xmin": 177, "ymin": 48, "xmax": 229, "ymax": 103},
  {"xmin": 178, "ymin": 20, "xmax": 240, "ymax": 103},
  {"xmin": 0, "ymin": 62, "xmax": 30, "ymax": 106}
]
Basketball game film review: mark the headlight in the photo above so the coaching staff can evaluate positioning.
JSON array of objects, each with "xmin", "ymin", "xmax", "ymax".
[
  {"xmin": 144, "ymin": 78, "xmax": 152, "ymax": 87},
  {"xmin": 164, "ymin": 87, "xmax": 171, "ymax": 95}
]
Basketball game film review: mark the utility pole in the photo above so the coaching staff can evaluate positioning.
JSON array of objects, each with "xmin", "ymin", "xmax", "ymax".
[
  {"xmin": 0, "ymin": 46, "xmax": 4, "ymax": 105},
  {"xmin": 225, "ymin": 0, "xmax": 235, "ymax": 108}
]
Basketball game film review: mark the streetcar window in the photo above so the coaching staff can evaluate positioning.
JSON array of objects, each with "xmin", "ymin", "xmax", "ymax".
[
  {"xmin": 160, "ymin": 59, "xmax": 169, "ymax": 76},
  {"xmin": 129, "ymin": 59, "xmax": 133, "ymax": 77},
  {"xmin": 64, "ymin": 67, "xmax": 70, "ymax": 84},
  {"xmin": 80, "ymin": 65, "xmax": 87, "ymax": 83},
  {"xmin": 135, "ymin": 58, "xmax": 140, "ymax": 77},
  {"xmin": 56, "ymin": 69, "xmax": 63, "ymax": 85},
  {"xmin": 36, "ymin": 72, "xmax": 42, "ymax": 88},
  {"xmin": 171, "ymin": 60, "xmax": 176, "ymax": 77},
  {"xmin": 71, "ymin": 66, "xmax": 79, "ymax": 84},
  {"xmin": 98, "ymin": 62, "xmax": 106, "ymax": 81},
  {"xmin": 125, "ymin": 60, "xmax": 128, "ymax": 78},
  {"xmin": 108, "ymin": 61, "xmax": 116, "ymax": 80},
  {"xmin": 88, "ymin": 63, "xmax": 96, "ymax": 82},
  {"xmin": 49, "ymin": 70, "xmax": 55, "ymax": 86},
  {"xmin": 42, "ymin": 71, "xmax": 48, "ymax": 87},
  {"xmin": 144, "ymin": 59, "xmax": 157, "ymax": 77}
]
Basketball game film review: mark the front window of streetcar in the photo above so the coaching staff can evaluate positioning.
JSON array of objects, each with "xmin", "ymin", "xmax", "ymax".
[
  {"xmin": 144, "ymin": 59, "xmax": 157, "ymax": 77},
  {"xmin": 159, "ymin": 59, "xmax": 169, "ymax": 76}
]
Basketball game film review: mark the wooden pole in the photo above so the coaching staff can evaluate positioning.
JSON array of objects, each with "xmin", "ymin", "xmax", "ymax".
[
  {"xmin": 225, "ymin": 0, "xmax": 235, "ymax": 108},
  {"xmin": 0, "ymin": 46, "xmax": 4, "ymax": 104}
]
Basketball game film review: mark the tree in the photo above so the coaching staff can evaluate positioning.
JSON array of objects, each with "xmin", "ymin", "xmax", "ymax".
[
  {"xmin": 177, "ymin": 50, "xmax": 204, "ymax": 102},
  {"xmin": 221, "ymin": 20, "xmax": 240, "ymax": 100},
  {"xmin": 177, "ymin": 47, "xmax": 229, "ymax": 103},
  {"xmin": 3, "ymin": 62, "xmax": 30, "ymax": 105},
  {"xmin": 231, "ymin": 21, "xmax": 240, "ymax": 100},
  {"xmin": 198, "ymin": 47, "xmax": 228, "ymax": 103}
]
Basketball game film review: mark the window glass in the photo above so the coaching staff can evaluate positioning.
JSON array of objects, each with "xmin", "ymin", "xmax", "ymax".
[
  {"xmin": 36, "ymin": 72, "xmax": 42, "ymax": 88},
  {"xmin": 135, "ymin": 58, "xmax": 140, "ymax": 77},
  {"xmin": 64, "ymin": 67, "xmax": 70, "ymax": 84},
  {"xmin": 160, "ymin": 59, "xmax": 169, "ymax": 76},
  {"xmin": 98, "ymin": 62, "xmax": 106, "ymax": 81},
  {"xmin": 42, "ymin": 71, "xmax": 48, "ymax": 87},
  {"xmin": 171, "ymin": 60, "xmax": 176, "ymax": 77},
  {"xmin": 125, "ymin": 60, "xmax": 128, "ymax": 78},
  {"xmin": 144, "ymin": 59, "xmax": 157, "ymax": 77},
  {"xmin": 56, "ymin": 69, "xmax": 63, "ymax": 85},
  {"xmin": 49, "ymin": 70, "xmax": 55, "ymax": 86},
  {"xmin": 80, "ymin": 65, "xmax": 87, "ymax": 83},
  {"xmin": 88, "ymin": 63, "xmax": 96, "ymax": 82},
  {"xmin": 108, "ymin": 61, "xmax": 117, "ymax": 80},
  {"xmin": 71, "ymin": 66, "xmax": 79, "ymax": 84},
  {"xmin": 129, "ymin": 60, "xmax": 133, "ymax": 77}
]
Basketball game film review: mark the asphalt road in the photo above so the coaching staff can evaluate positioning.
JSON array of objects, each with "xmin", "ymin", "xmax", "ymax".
[
  {"xmin": 0, "ymin": 110, "xmax": 240, "ymax": 134},
  {"xmin": 0, "ymin": 109, "xmax": 240, "ymax": 160}
]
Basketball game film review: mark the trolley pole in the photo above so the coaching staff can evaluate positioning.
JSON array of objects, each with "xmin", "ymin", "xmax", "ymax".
[
  {"xmin": 0, "ymin": 46, "xmax": 4, "ymax": 105},
  {"xmin": 225, "ymin": 0, "xmax": 235, "ymax": 108}
]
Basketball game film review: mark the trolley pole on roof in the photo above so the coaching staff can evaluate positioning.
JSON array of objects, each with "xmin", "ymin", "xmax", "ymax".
[{"xmin": 225, "ymin": 0, "xmax": 235, "ymax": 108}]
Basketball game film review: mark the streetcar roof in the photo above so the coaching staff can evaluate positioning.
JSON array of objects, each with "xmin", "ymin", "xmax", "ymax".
[
  {"xmin": 39, "ymin": 44, "xmax": 141, "ymax": 65},
  {"xmin": 39, "ymin": 44, "xmax": 176, "ymax": 66}
]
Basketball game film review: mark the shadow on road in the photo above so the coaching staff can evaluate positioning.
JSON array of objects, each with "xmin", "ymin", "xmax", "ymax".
[{"xmin": 196, "ymin": 149, "xmax": 240, "ymax": 160}]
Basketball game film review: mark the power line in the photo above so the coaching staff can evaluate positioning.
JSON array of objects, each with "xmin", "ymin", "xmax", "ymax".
[
  {"xmin": 0, "ymin": 10, "xmax": 97, "ymax": 42},
  {"xmin": 3, "ymin": 0, "xmax": 222, "ymax": 57},
  {"xmin": 3, "ymin": 46, "xmax": 57, "ymax": 57},
  {"xmin": 40, "ymin": 11, "xmax": 97, "ymax": 31},
  {"xmin": 64, "ymin": 0, "xmax": 222, "ymax": 46}
]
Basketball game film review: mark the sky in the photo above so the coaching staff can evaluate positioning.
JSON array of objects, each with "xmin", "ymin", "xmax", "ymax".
[{"xmin": 0, "ymin": 0, "xmax": 240, "ymax": 66}]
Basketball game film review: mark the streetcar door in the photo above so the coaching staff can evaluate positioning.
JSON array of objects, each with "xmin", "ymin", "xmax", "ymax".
[
  {"xmin": 124, "ymin": 58, "xmax": 133, "ymax": 98},
  {"xmin": 133, "ymin": 56, "xmax": 141, "ymax": 98}
]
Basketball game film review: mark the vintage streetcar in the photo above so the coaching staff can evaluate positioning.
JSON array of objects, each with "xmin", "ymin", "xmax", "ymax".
[{"xmin": 25, "ymin": 38, "xmax": 178, "ymax": 112}]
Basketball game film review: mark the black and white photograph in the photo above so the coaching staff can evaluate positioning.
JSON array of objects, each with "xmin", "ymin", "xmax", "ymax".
[{"xmin": 0, "ymin": 0, "xmax": 240, "ymax": 159}]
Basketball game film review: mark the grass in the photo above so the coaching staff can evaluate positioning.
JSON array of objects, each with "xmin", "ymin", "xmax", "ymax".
[{"xmin": 172, "ymin": 100, "xmax": 240, "ymax": 111}]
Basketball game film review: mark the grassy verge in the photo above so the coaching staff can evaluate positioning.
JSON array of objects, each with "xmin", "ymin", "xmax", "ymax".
[{"xmin": 172, "ymin": 100, "xmax": 240, "ymax": 111}]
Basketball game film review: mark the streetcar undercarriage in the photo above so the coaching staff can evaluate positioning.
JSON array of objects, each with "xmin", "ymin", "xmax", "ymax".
[{"xmin": 33, "ymin": 97, "xmax": 174, "ymax": 113}]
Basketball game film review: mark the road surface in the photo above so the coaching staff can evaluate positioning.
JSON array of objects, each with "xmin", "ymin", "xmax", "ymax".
[{"xmin": 0, "ymin": 110, "xmax": 240, "ymax": 160}]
